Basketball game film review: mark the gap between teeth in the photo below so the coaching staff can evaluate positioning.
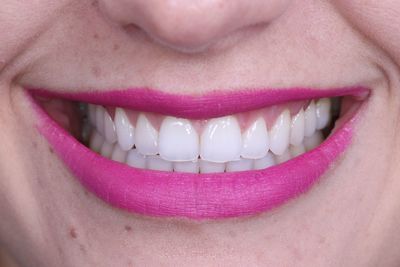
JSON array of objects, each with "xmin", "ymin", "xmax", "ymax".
[{"xmin": 88, "ymin": 98, "xmax": 332, "ymax": 173}]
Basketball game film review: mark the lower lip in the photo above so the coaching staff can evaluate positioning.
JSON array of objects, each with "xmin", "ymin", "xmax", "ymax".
[{"xmin": 28, "ymin": 88, "xmax": 365, "ymax": 219}]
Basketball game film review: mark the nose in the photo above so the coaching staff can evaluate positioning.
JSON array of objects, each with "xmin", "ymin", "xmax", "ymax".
[{"xmin": 99, "ymin": 0, "xmax": 292, "ymax": 52}]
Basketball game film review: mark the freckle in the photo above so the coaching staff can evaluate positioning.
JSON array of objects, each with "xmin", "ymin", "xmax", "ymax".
[
  {"xmin": 91, "ymin": 66, "xmax": 101, "ymax": 77},
  {"xmin": 91, "ymin": 0, "xmax": 98, "ymax": 7},
  {"xmin": 33, "ymin": 142, "xmax": 38, "ymax": 148},
  {"xmin": 79, "ymin": 244, "xmax": 87, "ymax": 254},
  {"xmin": 93, "ymin": 33, "xmax": 99, "ymax": 39},
  {"xmin": 49, "ymin": 147, "xmax": 54, "ymax": 154},
  {"xmin": 70, "ymin": 228, "xmax": 77, "ymax": 239},
  {"xmin": 113, "ymin": 44, "xmax": 120, "ymax": 51},
  {"xmin": 124, "ymin": 225, "xmax": 132, "ymax": 232}
]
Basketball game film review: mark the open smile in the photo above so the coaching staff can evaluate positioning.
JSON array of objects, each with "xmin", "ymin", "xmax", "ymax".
[{"xmin": 28, "ymin": 86, "xmax": 368, "ymax": 219}]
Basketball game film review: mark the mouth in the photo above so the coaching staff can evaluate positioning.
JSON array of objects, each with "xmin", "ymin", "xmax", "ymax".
[{"xmin": 28, "ymin": 86, "xmax": 368, "ymax": 219}]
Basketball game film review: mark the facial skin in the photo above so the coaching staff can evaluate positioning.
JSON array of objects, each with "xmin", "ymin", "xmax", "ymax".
[{"xmin": 0, "ymin": 0, "xmax": 400, "ymax": 266}]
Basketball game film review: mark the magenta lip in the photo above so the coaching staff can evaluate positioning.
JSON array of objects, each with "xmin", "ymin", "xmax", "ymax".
[
  {"xmin": 29, "ymin": 87, "xmax": 367, "ymax": 119},
  {"xmin": 28, "ymin": 87, "xmax": 367, "ymax": 219}
]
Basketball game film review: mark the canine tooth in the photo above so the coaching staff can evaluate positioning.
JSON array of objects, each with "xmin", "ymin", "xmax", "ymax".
[
  {"xmin": 226, "ymin": 158, "xmax": 254, "ymax": 172},
  {"xmin": 289, "ymin": 144, "xmax": 306, "ymax": 157},
  {"xmin": 88, "ymin": 104, "xmax": 97, "ymax": 126},
  {"xmin": 254, "ymin": 152, "xmax": 276, "ymax": 170},
  {"xmin": 316, "ymin": 98, "xmax": 331, "ymax": 130},
  {"xmin": 95, "ymin": 106, "xmax": 106, "ymax": 135},
  {"xmin": 114, "ymin": 108, "xmax": 135, "ymax": 151},
  {"xmin": 147, "ymin": 155, "xmax": 173, "ymax": 171},
  {"xmin": 290, "ymin": 109, "xmax": 305, "ymax": 146},
  {"xmin": 104, "ymin": 111, "xmax": 117, "ymax": 143},
  {"xmin": 275, "ymin": 150, "xmax": 291, "ymax": 164},
  {"xmin": 200, "ymin": 116, "xmax": 242, "ymax": 163},
  {"xmin": 269, "ymin": 110, "xmax": 290, "ymax": 156},
  {"xmin": 304, "ymin": 131, "xmax": 324, "ymax": 151},
  {"xmin": 304, "ymin": 100, "xmax": 317, "ymax": 137},
  {"xmin": 159, "ymin": 117, "xmax": 199, "ymax": 161},
  {"xmin": 199, "ymin": 160, "xmax": 226, "ymax": 173},
  {"xmin": 135, "ymin": 113, "xmax": 159, "ymax": 155},
  {"xmin": 100, "ymin": 142, "xmax": 114, "ymax": 158},
  {"xmin": 174, "ymin": 161, "xmax": 200, "ymax": 173},
  {"xmin": 111, "ymin": 145, "xmax": 127, "ymax": 163},
  {"xmin": 241, "ymin": 117, "xmax": 269, "ymax": 159},
  {"xmin": 126, "ymin": 149, "xmax": 146, "ymax": 168},
  {"xmin": 89, "ymin": 130, "xmax": 104, "ymax": 153}
]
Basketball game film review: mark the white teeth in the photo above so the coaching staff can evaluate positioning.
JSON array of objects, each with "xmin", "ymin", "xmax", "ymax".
[
  {"xmin": 114, "ymin": 108, "xmax": 135, "ymax": 151},
  {"xmin": 289, "ymin": 144, "xmax": 306, "ymax": 157},
  {"xmin": 95, "ymin": 106, "xmax": 106, "ymax": 135},
  {"xmin": 88, "ymin": 104, "xmax": 97, "ymax": 126},
  {"xmin": 89, "ymin": 130, "xmax": 104, "ymax": 153},
  {"xmin": 135, "ymin": 114, "xmax": 159, "ymax": 155},
  {"xmin": 88, "ymin": 97, "xmax": 333, "ymax": 172},
  {"xmin": 275, "ymin": 149, "xmax": 291, "ymax": 164},
  {"xmin": 104, "ymin": 111, "xmax": 117, "ymax": 143},
  {"xmin": 226, "ymin": 158, "xmax": 254, "ymax": 172},
  {"xmin": 147, "ymin": 155, "xmax": 173, "ymax": 171},
  {"xmin": 316, "ymin": 98, "xmax": 331, "ymax": 130},
  {"xmin": 159, "ymin": 117, "xmax": 199, "ymax": 161},
  {"xmin": 200, "ymin": 116, "xmax": 242, "ymax": 163},
  {"xmin": 111, "ymin": 144, "xmax": 127, "ymax": 163},
  {"xmin": 241, "ymin": 117, "xmax": 269, "ymax": 159},
  {"xmin": 126, "ymin": 149, "xmax": 146, "ymax": 168},
  {"xmin": 304, "ymin": 101, "xmax": 317, "ymax": 137},
  {"xmin": 173, "ymin": 161, "xmax": 200, "ymax": 173},
  {"xmin": 290, "ymin": 109, "xmax": 305, "ymax": 146},
  {"xmin": 304, "ymin": 131, "xmax": 324, "ymax": 151},
  {"xmin": 199, "ymin": 160, "xmax": 226, "ymax": 173},
  {"xmin": 254, "ymin": 152, "xmax": 276, "ymax": 170},
  {"xmin": 269, "ymin": 109, "xmax": 290, "ymax": 156},
  {"xmin": 100, "ymin": 142, "xmax": 114, "ymax": 158}
]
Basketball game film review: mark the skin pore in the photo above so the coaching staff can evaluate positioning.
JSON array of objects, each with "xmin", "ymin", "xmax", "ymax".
[{"xmin": 1, "ymin": 0, "xmax": 400, "ymax": 266}]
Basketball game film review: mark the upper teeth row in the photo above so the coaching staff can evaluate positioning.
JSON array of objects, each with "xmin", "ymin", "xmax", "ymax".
[{"xmin": 88, "ymin": 98, "xmax": 331, "ymax": 163}]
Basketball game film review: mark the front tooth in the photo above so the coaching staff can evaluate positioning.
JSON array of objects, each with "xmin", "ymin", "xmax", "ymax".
[
  {"xmin": 135, "ymin": 113, "xmax": 159, "ymax": 155},
  {"xmin": 95, "ymin": 106, "xmax": 106, "ymax": 135},
  {"xmin": 89, "ymin": 130, "xmax": 104, "ymax": 153},
  {"xmin": 241, "ymin": 117, "xmax": 269, "ymax": 159},
  {"xmin": 174, "ymin": 161, "xmax": 199, "ymax": 173},
  {"xmin": 304, "ymin": 101, "xmax": 317, "ymax": 137},
  {"xmin": 104, "ymin": 111, "xmax": 117, "ymax": 143},
  {"xmin": 114, "ymin": 108, "xmax": 135, "ymax": 151},
  {"xmin": 200, "ymin": 116, "xmax": 242, "ymax": 163},
  {"xmin": 275, "ymin": 149, "xmax": 291, "ymax": 164},
  {"xmin": 226, "ymin": 158, "xmax": 254, "ymax": 172},
  {"xmin": 269, "ymin": 110, "xmax": 290, "ymax": 156},
  {"xmin": 289, "ymin": 144, "xmax": 306, "ymax": 157},
  {"xmin": 199, "ymin": 160, "xmax": 226, "ymax": 173},
  {"xmin": 254, "ymin": 152, "xmax": 276, "ymax": 170},
  {"xmin": 159, "ymin": 117, "xmax": 199, "ymax": 161},
  {"xmin": 304, "ymin": 131, "xmax": 324, "ymax": 151},
  {"xmin": 316, "ymin": 98, "xmax": 331, "ymax": 130},
  {"xmin": 147, "ymin": 155, "xmax": 173, "ymax": 171},
  {"xmin": 111, "ymin": 145, "xmax": 127, "ymax": 163},
  {"xmin": 100, "ymin": 142, "xmax": 114, "ymax": 158},
  {"xmin": 126, "ymin": 149, "xmax": 146, "ymax": 168},
  {"xmin": 290, "ymin": 109, "xmax": 305, "ymax": 146}
]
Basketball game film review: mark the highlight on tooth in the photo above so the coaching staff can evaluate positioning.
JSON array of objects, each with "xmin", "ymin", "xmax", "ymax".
[{"xmin": 86, "ymin": 98, "xmax": 337, "ymax": 173}]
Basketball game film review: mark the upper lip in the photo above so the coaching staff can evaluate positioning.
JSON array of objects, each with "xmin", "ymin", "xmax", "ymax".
[{"xmin": 29, "ymin": 86, "xmax": 367, "ymax": 119}]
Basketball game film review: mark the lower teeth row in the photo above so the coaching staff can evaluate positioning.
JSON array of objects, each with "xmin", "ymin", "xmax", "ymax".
[{"xmin": 90, "ymin": 129, "xmax": 324, "ymax": 173}]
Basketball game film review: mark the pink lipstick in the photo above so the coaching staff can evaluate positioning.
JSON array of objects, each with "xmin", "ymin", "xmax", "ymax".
[{"xmin": 28, "ymin": 87, "xmax": 367, "ymax": 219}]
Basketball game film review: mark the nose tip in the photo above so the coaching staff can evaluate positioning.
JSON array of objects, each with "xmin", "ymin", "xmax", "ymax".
[{"xmin": 100, "ymin": 0, "xmax": 292, "ymax": 52}]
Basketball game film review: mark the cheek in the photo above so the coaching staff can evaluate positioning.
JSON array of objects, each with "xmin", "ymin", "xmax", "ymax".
[{"xmin": 334, "ymin": 0, "xmax": 400, "ymax": 64}]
